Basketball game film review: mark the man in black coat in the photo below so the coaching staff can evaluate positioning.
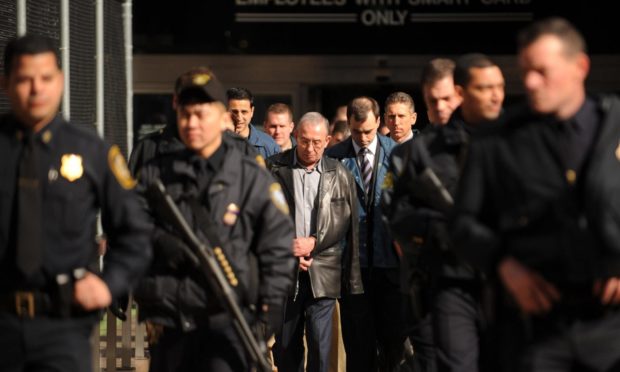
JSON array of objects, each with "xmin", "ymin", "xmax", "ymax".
[
  {"xmin": 0, "ymin": 35, "xmax": 151, "ymax": 372},
  {"xmin": 133, "ymin": 68, "xmax": 296, "ymax": 372},
  {"xmin": 383, "ymin": 53, "xmax": 505, "ymax": 372},
  {"xmin": 268, "ymin": 111, "xmax": 363, "ymax": 372},
  {"xmin": 452, "ymin": 17, "xmax": 620, "ymax": 372}
]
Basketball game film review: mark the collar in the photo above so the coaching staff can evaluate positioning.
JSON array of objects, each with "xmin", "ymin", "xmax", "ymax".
[
  {"xmin": 194, "ymin": 141, "xmax": 226, "ymax": 173},
  {"xmin": 293, "ymin": 149, "xmax": 323, "ymax": 173},
  {"xmin": 398, "ymin": 130, "xmax": 414, "ymax": 143},
  {"xmin": 352, "ymin": 134, "xmax": 378, "ymax": 156},
  {"xmin": 571, "ymin": 97, "xmax": 598, "ymax": 133},
  {"xmin": 13, "ymin": 114, "xmax": 62, "ymax": 149}
]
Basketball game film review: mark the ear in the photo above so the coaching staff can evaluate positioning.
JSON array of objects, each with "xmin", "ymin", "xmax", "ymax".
[
  {"xmin": 575, "ymin": 52, "xmax": 590, "ymax": 80},
  {"xmin": 411, "ymin": 112, "xmax": 418, "ymax": 125},
  {"xmin": 325, "ymin": 134, "xmax": 332, "ymax": 145},
  {"xmin": 172, "ymin": 95, "xmax": 178, "ymax": 110},
  {"xmin": 455, "ymin": 85, "xmax": 465, "ymax": 100}
]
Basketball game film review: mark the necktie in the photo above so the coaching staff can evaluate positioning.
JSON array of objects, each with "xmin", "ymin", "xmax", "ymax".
[
  {"xmin": 16, "ymin": 133, "xmax": 42, "ymax": 277},
  {"xmin": 359, "ymin": 147, "xmax": 373, "ymax": 195}
]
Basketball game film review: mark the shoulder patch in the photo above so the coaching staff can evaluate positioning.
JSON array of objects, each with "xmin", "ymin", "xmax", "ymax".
[
  {"xmin": 108, "ymin": 145, "xmax": 137, "ymax": 190},
  {"xmin": 269, "ymin": 182, "xmax": 289, "ymax": 215},
  {"xmin": 255, "ymin": 154, "xmax": 266, "ymax": 168},
  {"xmin": 382, "ymin": 171, "xmax": 394, "ymax": 190}
]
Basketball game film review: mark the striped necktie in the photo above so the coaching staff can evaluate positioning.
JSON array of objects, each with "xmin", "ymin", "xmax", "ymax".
[{"xmin": 359, "ymin": 147, "xmax": 372, "ymax": 195}]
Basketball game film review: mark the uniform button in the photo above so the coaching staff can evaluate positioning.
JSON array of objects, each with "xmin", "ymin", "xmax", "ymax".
[{"xmin": 184, "ymin": 321, "xmax": 191, "ymax": 328}]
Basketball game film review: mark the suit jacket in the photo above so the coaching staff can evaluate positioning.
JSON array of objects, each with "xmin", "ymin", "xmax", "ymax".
[
  {"xmin": 269, "ymin": 149, "xmax": 363, "ymax": 298},
  {"xmin": 326, "ymin": 135, "xmax": 398, "ymax": 268},
  {"xmin": 452, "ymin": 95, "xmax": 620, "ymax": 285}
]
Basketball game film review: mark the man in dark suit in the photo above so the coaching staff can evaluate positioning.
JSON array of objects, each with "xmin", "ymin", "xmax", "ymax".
[
  {"xmin": 453, "ymin": 17, "xmax": 620, "ymax": 372},
  {"xmin": 269, "ymin": 111, "xmax": 363, "ymax": 372},
  {"xmin": 326, "ymin": 96, "xmax": 403, "ymax": 372}
]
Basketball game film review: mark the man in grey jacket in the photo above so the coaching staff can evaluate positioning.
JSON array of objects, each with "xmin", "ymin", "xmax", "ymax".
[{"xmin": 269, "ymin": 112, "xmax": 363, "ymax": 372}]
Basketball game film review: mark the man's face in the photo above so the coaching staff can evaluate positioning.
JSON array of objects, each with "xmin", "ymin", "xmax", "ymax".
[
  {"xmin": 296, "ymin": 122, "xmax": 331, "ymax": 167},
  {"xmin": 349, "ymin": 111, "xmax": 379, "ymax": 148},
  {"xmin": 228, "ymin": 99, "xmax": 254, "ymax": 135},
  {"xmin": 328, "ymin": 131, "xmax": 347, "ymax": 147},
  {"xmin": 3, "ymin": 52, "xmax": 63, "ymax": 131},
  {"xmin": 423, "ymin": 76, "xmax": 462, "ymax": 125},
  {"xmin": 177, "ymin": 102, "xmax": 224, "ymax": 157},
  {"xmin": 264, "ymin": 112, "xmax": 294, "ymax": 147},
  {"xmin": 519, "ymin": 35, "xmax": 589, "ymax": 118},
  {"xmin": 458, "ymin": 66, "xmax": 505, "ymax": 123},
  {"xmin": 384, "ymin": 102, "xmax": 416, "ymax": 143}
]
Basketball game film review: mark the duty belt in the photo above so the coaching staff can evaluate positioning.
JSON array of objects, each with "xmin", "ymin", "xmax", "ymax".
[{"xmin": 0, "ymin": 290, "xmax": 54, "ymax": 318}]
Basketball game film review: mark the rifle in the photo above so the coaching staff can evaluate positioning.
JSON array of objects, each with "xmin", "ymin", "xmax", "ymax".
[
  {"xmin": 408, "ymin": 167, "xmax": 454, "ymax": 214},
  {"xmin": 147, "ymin": 179, "xmax": 272, "ymax": 372}
]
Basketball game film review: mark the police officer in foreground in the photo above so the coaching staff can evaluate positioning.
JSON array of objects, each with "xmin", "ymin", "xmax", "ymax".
[
  {"xmin": 133, "ymin": 68, "xmax": 296, "ymax": 372},
  {"xmin": 0, "ymin": 35, "xmax": 152, "ymax": 371},
  {"xmin": 384, "ymin": 53, "xmax": 505, "ymax": 372},
  {"xmin": 452, "ymin": 18, "xmax": 620, "ymax": 371}
]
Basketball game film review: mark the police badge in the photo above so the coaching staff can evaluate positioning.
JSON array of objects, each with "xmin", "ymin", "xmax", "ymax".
[{"xmin": 60, "ymin": 154, "xmax": 83, "ymax": 182}]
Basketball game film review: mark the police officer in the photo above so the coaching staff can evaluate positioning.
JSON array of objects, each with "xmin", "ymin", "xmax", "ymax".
[
  {"xmin": 384, "ymin": 53, "xmax": 505, "ymax": 372},
  {"xmin": 133, "ymin": 68, "xmax": 296, "ymax": 372},
  {"xmin": 0, "ymin": 35, "xmax": 152, "ymax": 371},
  {"xmin": 453, "ymin": 18, "xmax": 620, "ymax": 372}
]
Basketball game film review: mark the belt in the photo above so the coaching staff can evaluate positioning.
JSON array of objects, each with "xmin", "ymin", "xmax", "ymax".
[{"xmin": 0, "ymin": 290, "xmax": 55, "ymax": 319}]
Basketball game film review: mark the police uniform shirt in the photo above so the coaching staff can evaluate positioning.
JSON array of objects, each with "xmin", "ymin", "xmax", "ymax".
[
  {"xmin": 0, "ymin": 114, "xmax": 151, "ymax": 296},
  {"xmin": 553, "ymin": 97, "xmax": 600, "ymax": 175}
]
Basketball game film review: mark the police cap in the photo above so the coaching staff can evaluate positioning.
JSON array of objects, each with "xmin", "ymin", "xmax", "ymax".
[{"xmin": 175, "ymin": 67, "xmax": 226, "ymax": 105}]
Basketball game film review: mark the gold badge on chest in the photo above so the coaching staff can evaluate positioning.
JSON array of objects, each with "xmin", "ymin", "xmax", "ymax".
[{"xmin": 60, "ymin": 154, "xmax": 84, "ymax": 182}]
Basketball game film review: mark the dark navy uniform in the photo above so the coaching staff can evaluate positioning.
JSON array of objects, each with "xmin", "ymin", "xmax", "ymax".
[
  {"xmin": 133, "ymin": 138, "xmax": 295, "ymax": 372},
  {"xmin": 0, "ymin": 114, "xmax": 152, "ymax": 371},
  {"xmin": 452, "ymin": 96, "xmax": 620, "ymax": 371},
  {"xmin": 383, "ymin": 113, "xmax": 492, "ymax": 372}
]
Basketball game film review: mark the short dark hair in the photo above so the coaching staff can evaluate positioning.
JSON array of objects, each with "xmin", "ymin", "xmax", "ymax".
[
  {"xmin": 226, "ymin": 87, "xmax": 254, "ymax": 107},
  {"xmin": 517, "ymin": 17, "xmax": 587, "ymax": 56},
  {"xmin": 385, "ymin": 91, "xmax": 415, "ymax": 113},
  {"xmin": 454, "ymin": 53, "xmax": 498, "ymax": 87},
  {"xmin": 347, "ymin": 96, "xmax": 380, "ymax": 123},
  {"xmin": 332, "ymin": 120, "xmax": 350, "ymax": 136},
  {"xmin": 265, "ymin": 102, "xmax": 293, "ymax": 121},
  {"xmin": 3, "ymin": 34, "xmax": 59, "ymax": 76},
  {"xmin": 420, "ymin": 58, "xmax": 455, "ymax": 88}
]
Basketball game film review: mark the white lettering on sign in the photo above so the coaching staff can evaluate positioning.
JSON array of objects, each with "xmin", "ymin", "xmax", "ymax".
[
  {"xmin": 409, "ymin": 0, "xmax": 469, "ymax": 5},
  {"xmin": 360, "ymin": 9, "xmax": 408, "ymax": 25},
  {"xmin": 481, "ymin": 0, "xmax": 530, "ymax": 4},
  {"xmin": 355, "ymin": 0, "xmax": 402, "ymax": 5},
  {"xmin": 236, "ymin": 0, "xmax": 346, "ymax": 5}
]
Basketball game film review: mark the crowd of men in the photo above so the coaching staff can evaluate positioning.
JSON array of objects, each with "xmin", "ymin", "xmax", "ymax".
[{"xmin": 1, "ymin": 15, "xmax": 620, "ymax": 372}]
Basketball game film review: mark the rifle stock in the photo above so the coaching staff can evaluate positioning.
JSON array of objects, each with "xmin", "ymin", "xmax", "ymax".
[{"xmin": 147, "ymin": 179, "xmax": 272, "ymax": 372}]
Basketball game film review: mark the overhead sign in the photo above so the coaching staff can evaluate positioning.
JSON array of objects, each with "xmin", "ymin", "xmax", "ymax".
[{"xmin": 234, "ymin": 0, "xmax": 533, "ymax": 27}]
